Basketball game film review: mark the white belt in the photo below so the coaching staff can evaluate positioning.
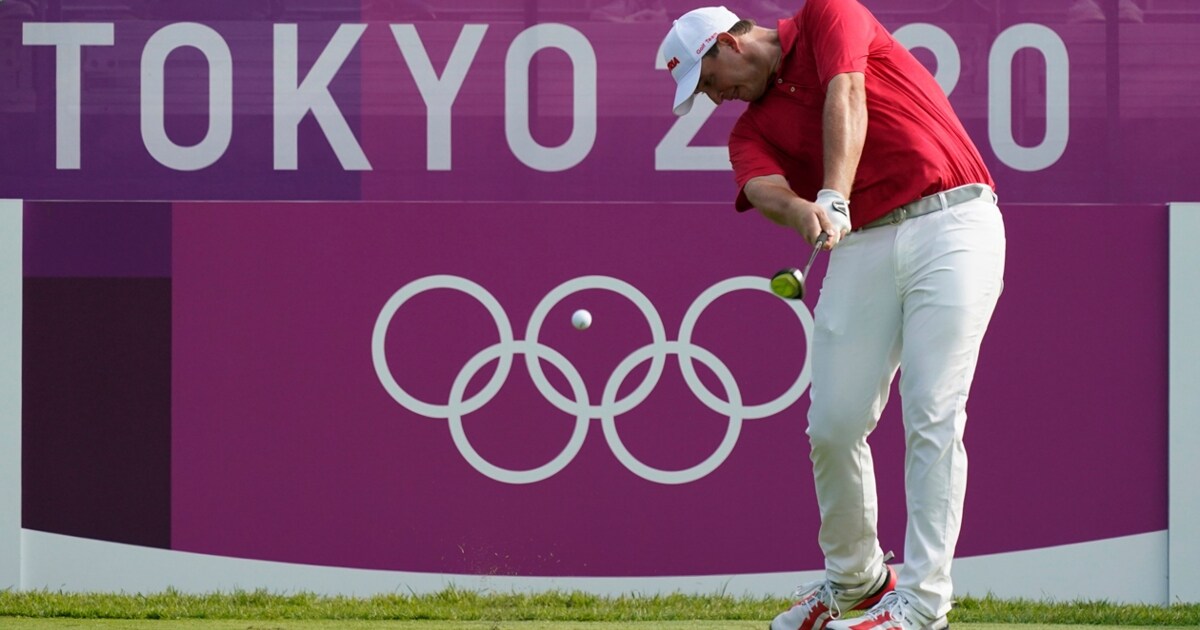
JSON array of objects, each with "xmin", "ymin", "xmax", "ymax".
[{"xmin": 857, "ymin": 183, "xmax": 996, "ymax": 232}]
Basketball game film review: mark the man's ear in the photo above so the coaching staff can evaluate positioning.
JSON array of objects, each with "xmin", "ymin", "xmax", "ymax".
[{"xmin": 717, "ymin": 31, "xmax": 740, "ymax": 53}]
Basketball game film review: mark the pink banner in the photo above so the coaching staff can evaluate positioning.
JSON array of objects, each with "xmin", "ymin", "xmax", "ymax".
[
  {"xmin": 16, "ymin": 0, "xmax": 1183, "ymax": 576},
  {"xmin": 159, "ymin": 200, "xmax": 1164, "ymax": 574},
  {"xmin": 2, "ymin": 2, "xmax": 1199, "ymax": 203}
]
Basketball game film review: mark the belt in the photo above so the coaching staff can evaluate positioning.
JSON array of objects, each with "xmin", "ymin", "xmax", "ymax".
[{"xmin": 856, "ymin": 184, "xmax": 995, "ymax": 232}]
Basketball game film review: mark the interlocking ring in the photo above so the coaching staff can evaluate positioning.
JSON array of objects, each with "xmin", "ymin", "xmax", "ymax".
[
  {"xmin": 372, "ymin": 275, "xmax": 514, "ymax": 419},
  {"xmin": 600, "ymin": 341, "xmax": 742, "ymax": 485},
  {"xmin": 448, "ymin": 340, "xmax": 590, "ymax": 485},
  {"xmin": 371, "ymin": 275, "xmax": 814, "ymax": 485},
  {"xmin": 524, "ymin": 276, "xmax": 668, "ymax": 418}
]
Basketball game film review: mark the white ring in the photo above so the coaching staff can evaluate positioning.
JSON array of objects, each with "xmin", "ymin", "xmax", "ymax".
[
  {"xmin": 373, "ymin": 275, "xmax": 813, "ymax": 484},
  {"xmin": 448, "ymin": 340, "xmax": 590, "ymax": 485},
  {"xmin": 677, "ymin": 277, "xmax": 813, "ymax": 419},
  {"xmin": 600, "ymin": 341, "xmax": 742, "ymax": 485},
  {"xmin": 371, "ymin": 276, "xmax": 514, "ymax": 418},
  {"xmin": 524, "ymin": 276, "xmax": 667, "ymax": 417}
]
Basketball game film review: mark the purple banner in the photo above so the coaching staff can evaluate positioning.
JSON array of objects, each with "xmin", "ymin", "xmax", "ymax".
[
  {"xmin": 157, "ymin": 200, "xmax": 1164, "ymax": 574},
  {"xmin": 2, "ymin": 1, "xmax": 1199, "ymax": 204},
  {"xmin": 16, "ymin": 0, "xmax": 1178, "ymax": 579},
  {"xmin": 22, "ymin": 197, "xmax": 1166, "ymax": 572}
]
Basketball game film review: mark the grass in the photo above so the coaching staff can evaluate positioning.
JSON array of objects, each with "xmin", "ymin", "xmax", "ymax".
[
  {"xmin": 1, "ymin": 589, "xmax": 1200, "ymax": 627},
  {"xmin": 0, "ymin": 623, "xmax": 1192, "ymax": 630}
]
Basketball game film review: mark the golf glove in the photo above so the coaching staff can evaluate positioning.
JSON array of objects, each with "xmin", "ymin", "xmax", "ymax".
[{"xmin": 816, "ymin": 188, "xmax": 852, "ymax": 238}]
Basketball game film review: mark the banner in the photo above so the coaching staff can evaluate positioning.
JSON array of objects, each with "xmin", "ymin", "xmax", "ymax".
[
  {"xmin": 8, "ymin": 0, "xmax": 1191, "ymax": 582},
  {"xmin": 21, "ymin": 199, "xmax": 1167, "ymax": 575},
  {"xmin": 2, "ymin": 1, "xmax": 1198, "ymax": 204}
]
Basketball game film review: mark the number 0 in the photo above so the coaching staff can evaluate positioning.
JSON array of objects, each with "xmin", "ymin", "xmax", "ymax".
[{"xmin": 988, "ymin": 24, "xmax": 1070, "ymax": 172}]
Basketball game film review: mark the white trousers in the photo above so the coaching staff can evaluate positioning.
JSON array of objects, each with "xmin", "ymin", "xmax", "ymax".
[{"xmin": 807, "ymin": 191, "xmax": 1006, "ymax": 620}]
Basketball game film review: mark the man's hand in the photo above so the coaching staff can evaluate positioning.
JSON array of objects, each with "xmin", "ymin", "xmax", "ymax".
[{"xmin": 815, "ymin": 188, "xmax": 851, "ymax": 248}]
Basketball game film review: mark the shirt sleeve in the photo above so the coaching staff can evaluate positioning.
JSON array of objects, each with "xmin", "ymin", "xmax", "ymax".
[
  {"xmin": 729, "ymin": 117, "xmax": 786, "ymax": 212},
  {"xmin": 803, "ymin": 0, "xmax": 877, "ymax": 88}
]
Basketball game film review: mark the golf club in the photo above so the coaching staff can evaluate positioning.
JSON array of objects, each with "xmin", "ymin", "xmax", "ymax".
[{"xmin": 770, "ymin": 231, "xmax": 829, "ymax": 300}]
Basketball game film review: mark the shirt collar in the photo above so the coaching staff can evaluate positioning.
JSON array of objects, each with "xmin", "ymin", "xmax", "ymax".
[{"xmin": 774, "ymin": 15, "xmax": 798, "ymax": 79}]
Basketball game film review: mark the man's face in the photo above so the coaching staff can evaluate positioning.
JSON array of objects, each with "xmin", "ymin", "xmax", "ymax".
[{"xmin": 695, "ymin": 35, "xmax": 769, "ymax": 106}]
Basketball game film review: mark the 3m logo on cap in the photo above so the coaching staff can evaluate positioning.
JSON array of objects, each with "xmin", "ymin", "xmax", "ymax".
[{"xmin": 667, "ymin": 57, "xmax": 680, "ymax": 71}]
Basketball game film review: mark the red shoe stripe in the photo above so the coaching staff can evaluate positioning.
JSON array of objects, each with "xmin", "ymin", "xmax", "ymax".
[
  {"xmin": 803, "ymin": 601, "xmax": 829, "ymax": 630},
  {"xmin": 810, "ymin": 608, "xmax": 834, "ymax": 630},
  {"xmin": 854, "ymin": 567, "xmax": 899, "ymax": 612},
  {"xmin": 849, "ymin": 612, "xmax": 896, "ymax": 630}
]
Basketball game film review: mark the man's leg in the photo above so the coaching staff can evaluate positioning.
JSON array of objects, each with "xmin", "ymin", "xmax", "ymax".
[
  {"xmin": 808, "ymin": 225, "xmax": 903, "ymax": 586},
  {"xmin": 895, "ymin": 198, "xmax": 1006, "ymax": 620}
]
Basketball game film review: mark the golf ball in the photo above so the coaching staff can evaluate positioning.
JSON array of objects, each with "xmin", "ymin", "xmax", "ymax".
[{"xmin": 571, "ymin": 309, "xmax": 592, "ymax": 330}]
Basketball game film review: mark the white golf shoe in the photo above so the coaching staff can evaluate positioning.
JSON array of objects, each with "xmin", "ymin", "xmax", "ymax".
[
  {"xmin": 825, "ymin": 591, "xmax": 949, "ymax": 630},
  {"xmin": 769, "ymin": 564, "xmax": 897, "ymax": 630}
]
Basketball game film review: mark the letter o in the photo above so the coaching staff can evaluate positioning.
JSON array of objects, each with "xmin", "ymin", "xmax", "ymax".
[{"xmin": 504, "ymin": 24, "xmax": 596, "ymax": 172}]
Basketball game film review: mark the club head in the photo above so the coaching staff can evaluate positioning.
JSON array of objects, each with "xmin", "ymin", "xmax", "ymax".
[
  {"xmin": 770, "ymin": 267, "xmax": 805, "ymax": 300},
  {"xmin": 771, "ymin": 231, "xmax": 827, "ymax": 300}
]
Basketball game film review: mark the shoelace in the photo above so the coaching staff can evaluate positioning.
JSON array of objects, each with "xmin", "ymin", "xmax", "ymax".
[
  {"xmin": 789, "ymin": 579, "xmax": 844, "ymax": 620},
  {"xmin": 869, "ymin": 592, "xmax": 910, "ymax": 625}
]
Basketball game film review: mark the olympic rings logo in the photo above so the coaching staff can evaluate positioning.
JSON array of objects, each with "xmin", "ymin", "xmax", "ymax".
[{"xmin": 371, "ymin": 275, "xmax": 814, "ymax": 485}]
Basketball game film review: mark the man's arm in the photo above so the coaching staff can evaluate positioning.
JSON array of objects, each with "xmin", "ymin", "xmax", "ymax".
[
  {"xmin": 744, "ymin": 175, "xmax": 834, "ymax": 248},
  {"xmin": 742, "ymin": 72, "xmax": 866, "ymax": 248},
  {"xmin": 822, "ymin": 71, "xmax": 867, "ymax": 197}
]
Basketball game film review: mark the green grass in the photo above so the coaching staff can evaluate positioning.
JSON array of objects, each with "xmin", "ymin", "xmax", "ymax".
[
  {"xmin": 0, "ymin": 623, "xmax": 1192, "ymax": 630},
  {"xmin": 1, "ymin": 589, "xmax": 1198, "ymax": 627}
]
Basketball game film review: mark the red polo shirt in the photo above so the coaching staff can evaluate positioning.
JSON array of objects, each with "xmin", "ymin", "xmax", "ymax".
[{"xmin": 730, "ymin": 0, "xmax": 993, "ymax": 226}]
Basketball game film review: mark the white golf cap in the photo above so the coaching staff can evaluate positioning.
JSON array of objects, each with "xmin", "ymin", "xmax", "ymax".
[{"xmin": 662, "ymin": 6, "xmax": 740, "ymax": 116}]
